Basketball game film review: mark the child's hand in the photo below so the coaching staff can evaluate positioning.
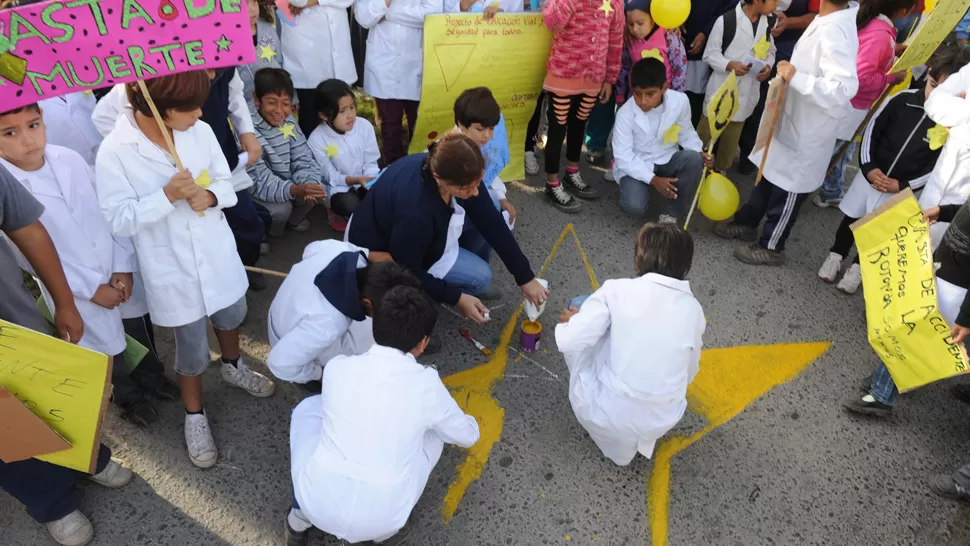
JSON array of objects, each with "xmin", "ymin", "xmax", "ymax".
[
  {"xmin": 892, "ymin": 70, "xmax": 908, "ymax": 85},
  {"xmin": 500, "ymin": 199, "xmax": 517, "ymax": 224},
  {"xmin": 776, "ymin": 61, "xmax": 796, "ymax": 83},
  {"xmin": 689, "ymin": 33, "xmax": 706, "ymax": 56},
  {"xmin": 599, "ymin": 82, "xmax": 612, "ymax": 104},
  {"xmin": 924, "ymin": 206, "xmax": 941, "ymax": 224},
  {"xmin": 92, "ymin": 284, "xmax": 125, "ymax": 309},
  {"xmin": 894, "ymin": 43, "xmax": 908, "ymax": 57},
  {"xmin": 483, "ymin": 4, "xmax": 502, "ymax": 19},
  {"xmin": 559, "ymin": 306, "xmax": 579, "ymax": 323},
  {"xmin": 163, "ymin": 170, "xmax": 198, "ymax": 202},
  {"xmin": 726, "ymin": 61, "xmax": 751, "ymax": 76},
  {"xmin": 879, "ymin": 178, "xmax": 901, "ymax": 194},
  {"xmin": 187, "ymin": 189, "xmax": 216, "ymax": 212},
  {"xmin": 756, "ymin": 65, "xmax": 772, "ymax": 81},
  {"xmin": 457, "ymin": 293, "xmax": 490, "ymax": 324},
  {"xmin": 951, "ymin": 323, "xmax": 970, "ymax": 345},
  {"xmin": 239, "ymin": 133, "xmax": 262, "ymax": 168},
  {"xmin": 701, "ymin": 153, "xmax": 714, "ymax": 169},
  {"xmin": 348, "ymin": 176, "xmax": 376, "ymax": 186},
  {"xmin": 650, "ymin": 176, "xmax": 678, "ymax": 200},
  {"xmin": 110, "ymin": 272, "xmax": 133, "ymax": 302}
]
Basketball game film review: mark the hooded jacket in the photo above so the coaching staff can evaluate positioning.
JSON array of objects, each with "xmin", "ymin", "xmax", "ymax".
[{"xmin": 859, "ymin": 88, "xmax": 939, "ymax": 191}]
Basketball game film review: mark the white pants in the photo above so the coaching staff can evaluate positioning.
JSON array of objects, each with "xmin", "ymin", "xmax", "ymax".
[{"xmin": 256, "ymin": 198, "xmax": 314, "ymax": 236}]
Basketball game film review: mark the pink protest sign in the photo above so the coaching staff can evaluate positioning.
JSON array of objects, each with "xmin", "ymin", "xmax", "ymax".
[{"xmin": 0, "ymin": 0, "xmax": 255, "ymax": 111}]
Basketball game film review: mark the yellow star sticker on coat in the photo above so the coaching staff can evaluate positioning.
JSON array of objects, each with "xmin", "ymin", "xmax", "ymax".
[
  {"xmin": 641, "ymin": 48, "xmax": 663, "ymax": 62},
  {"xmin": 663, "ymin": 124, "xmax": 681, "ymax": 145},
  {"xmin": 194, "ymin": 169, "xmax": 211, "ymax": 189},
  {"xmin": 257, "ymin": 44, "xmax": 277, "ymax": 62},
  {"xmin": 279, "ymin": 123, "xmax": 296, "ymax": 140},
  {"xmin": 598, "ymin": 0, "xmax": 613, "ymax": 16},
  {"xmin": 928, "ymin": 123, "xmax": 949, "ymax": 150},
  {"xmin": 752, "ymin": 34, "xmax": 771, "ymax": 60},
  {"xmin": 322, "ymin": 142, "xmax": 340, "ymax": 158}
]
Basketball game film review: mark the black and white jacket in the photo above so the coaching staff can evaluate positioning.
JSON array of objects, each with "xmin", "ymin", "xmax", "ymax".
[{"xmin": 859, "ymin": 88, "xmax": 942, "ymax": 191}]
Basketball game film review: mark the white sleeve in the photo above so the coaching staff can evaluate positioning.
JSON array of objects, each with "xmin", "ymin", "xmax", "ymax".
[
  {"xmin": 788, "ymin": 26, "xmax": 858, "ymax": 110},
  {"xmin": 430, "ymin": 377, "xmax": 480, "ymax": 448},
  {"xmin": 554, "ymin": 287, "xmax": 612, "ymax": 359},
  {"xmin": 201, "ymin": 124, "xmax": 240, "ymax": 210},
  {"xmin": 386, "ymin": 0, "xmax": 442, "ymax": 28},
  {"xmin": 489, "ymin": 176, "xmax": 507, "ymax": 200},
  {"xmin": 362, "ymin": 122, "xmax": 382, "ymax": 177},
  {"xmin": 91, "ymin": 85, "xmax": 126, "ymax": 137},
  {"xmin": 925, "ymin": 64, "xmax": 970, "ymax": 128},
  {"xmin": 96, "ymin": 147, "xmax": 177, "ymax": 238},
  {"xmin": 355, "ymin": 0, "xmax": 389, "ymax": 28},
  {"xmin": 228, "ymin": 71, "xmax": 255, "ymax": 136},
  {"xmin": 701, "ymin": 17, "xmax": 729, "ymax": 72},
  {"xmin": 612, "ymin": 106, "xmax": 656, "ymax": 183},
  {"xmin": 678, "ymin": 100, "xmax": 704, "ymax": 152},
  {"xmin": 268, "ymin": 314, "xmax": 344, "ymax": 382}
]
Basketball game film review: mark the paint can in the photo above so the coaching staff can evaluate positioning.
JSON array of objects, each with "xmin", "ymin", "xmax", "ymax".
[{"xmin": 520, "ymin": 320, "xmax": 542, "ymax": 352}]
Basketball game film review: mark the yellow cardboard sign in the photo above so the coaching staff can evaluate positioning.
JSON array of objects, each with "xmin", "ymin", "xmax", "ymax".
[
  {"xmin": 705, "ymin": 72, "xmax": 740, "ymax": 144},
  {"xmin": 892, "ymin": 0, "xmax": 970, "ymax": 73},
  {"xmin": 851, "ymin": 190, "xmax": 969, "ymax": 392},
  {"xmin": 0, "ymin": 320, "xmax": 112, "ymax": 472},
  {"xmin": 409, "ymin": 14, "xmax": 552, "ymax": 180}
]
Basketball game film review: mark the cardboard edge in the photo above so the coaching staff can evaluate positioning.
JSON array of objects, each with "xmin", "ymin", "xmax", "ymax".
[
  {"xmin": 87, "ymin": 353, "xmax": 114, "ymax": 474},
  {"xmin": 848, "ymin": 187, "xmax": 916, "ymax": 233}
]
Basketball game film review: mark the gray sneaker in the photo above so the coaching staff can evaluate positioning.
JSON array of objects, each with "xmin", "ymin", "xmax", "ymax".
[
  {"xmin": 713, "ymin": 221, "xmax": 757, "ymax": 242},
  {"xmin": 928, "ymin": 474, "xmax": 970, "ymax": 501},
  {"xmin": 734, "ymin": 243, "xmax": 786, "ymax": 266}
]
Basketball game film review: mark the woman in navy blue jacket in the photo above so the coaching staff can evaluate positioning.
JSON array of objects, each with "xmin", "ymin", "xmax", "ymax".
[{"xmin": 348, "ymin": 133, "xmax": 549, "ymax": 323}]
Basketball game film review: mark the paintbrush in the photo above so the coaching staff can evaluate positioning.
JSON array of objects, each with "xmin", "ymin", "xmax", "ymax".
[{"xmin": 458, "ymin": 328, "xmax": 492, "ymax": 357}]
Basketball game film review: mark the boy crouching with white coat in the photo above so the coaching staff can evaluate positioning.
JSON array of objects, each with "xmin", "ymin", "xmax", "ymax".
[
  {"xmin": 286, "ymin": 285, "xmax": 480, "ymax": 545},
  {"xmin": 267, "ymin": 240, "xmax": 416, "ymax": 388}
]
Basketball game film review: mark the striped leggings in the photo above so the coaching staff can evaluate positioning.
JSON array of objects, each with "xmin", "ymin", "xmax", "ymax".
[{"xmin": 544, "ymin": 92, "xmax": 598, "ymax": 175}]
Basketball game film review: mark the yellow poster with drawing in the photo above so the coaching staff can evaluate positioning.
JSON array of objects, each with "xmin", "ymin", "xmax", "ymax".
[
  {"xmin": 0, "ymin": 320, "xmax": 112, "ymax": 473},
  {"xmin": 892, "ymin": 0, "xmax": 970, "ymax": 73},
  {"xmin": 409, "ymin": 14, "xmax": 552, "ymax": 181},
  {"xmin": 851, "ymin": 190, "xmax": 969, "ymax": 392},
  {"xmin": 705, "ymin": 72, "xmax": 740, "ymax": 144}
]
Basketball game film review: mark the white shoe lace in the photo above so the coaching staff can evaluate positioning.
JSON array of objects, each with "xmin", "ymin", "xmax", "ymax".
[
  {"xmin": 549, "ymin": 185, "xmax": 574, "ymax": 205},
  {"xmin": 185, "ymin": 414, "xmax": 215, "ymax": 458},
  {"xmin": 567, "ymin": 172, "xmax": 589, "ymax": 190},
  {"xmin": 226, "ymin": 360, "xmax": 273, "ymax": 395}
]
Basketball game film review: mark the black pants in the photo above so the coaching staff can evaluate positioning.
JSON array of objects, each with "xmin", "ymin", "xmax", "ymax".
[
  {"xmin": 544, "ymin": 92, "xmax": 598, "ymax": 176},
  {"xmin": 734, "ymin": 177, "xmax": 810, "ymax": 252},
  {"xmin": 686, "ymin": 91, "xmax": 705, "ymax": 129},
  {"xmin": 0, "ymin": 444, "xmax": 111, "ymax": 523},
  {"xmin": 124, "ymin": 313, "xmax": 168, "ymax": 382},
  {"xmin": 295, "ymin": 88, "xmax": 319, "ymax": 139},
  {"xmin": 330, "ymin": 187, "xmax": 367, "ymax": 217},
  {"xmin": 830, "ymin": 215, "xmax": 861, "ymax": 263},
  {"xmin": 223, "ymin": 190, "xmax": 264, "ymax": 268},
  {"xmin": 110, "ymin": 350, "xmax": 144, "ymax": 406},
  {"xmin": 524, "ymin": 91, "xmax": 546, "ymax": 153}
]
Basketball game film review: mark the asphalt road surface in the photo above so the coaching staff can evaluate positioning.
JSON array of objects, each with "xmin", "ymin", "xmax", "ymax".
[{"xmin": 5, "ymin": 159, "xmax": 970, "ymax": 546}]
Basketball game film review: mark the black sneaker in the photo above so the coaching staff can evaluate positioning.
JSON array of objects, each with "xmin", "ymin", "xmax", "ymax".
[
  {"xmin": 713, "ymin": 221, "xmax": 758, "ymax": 242},
  {"xmin": 284, "ymin": 516, "xmax": 309, "ymax": 546},
  {"xmin": 928, "ymin": 474, "xmax": 970, "ymax": 501},
  {"xmin": 562, "ymin": 172, "xmax": 599, "ymax": 199},
  {"xmin": 841, "ymin": 393, "xmax": 893, "ymax": 418},
  {"xmin": 951, "ymin": 384, "xmax": 970, "ymax": 405},
  {"xmin": 299, "ymin": 380, "xmax": 322, "ymax": 393},
  {"xmin": 119, "ymin": 399, "xmax": 159, "ymax": 427},
  {"xmin": 545, "ymin": 184, "xmax": 581, "ymax": 213},
  {"xmin": 137, "ymin": 373, "xmax": 180, "ymax": 402},
  {"xmin": 734, "ymin": 242, "xmax": 786, "ymax": 266}
]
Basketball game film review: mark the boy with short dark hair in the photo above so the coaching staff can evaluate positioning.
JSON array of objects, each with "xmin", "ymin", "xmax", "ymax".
[
  {"xmin": 286, "ymin": 285, "xmax": 480, "ymax": 545},
  {"xmin": 611, "ymin": 59, "xmax": 713, "ymax": 223},
  {"xmin": 267, "ymin": 240, "xmax": 418, "ymax": 387},
  {"xmin": 247, "ymin": 68, "xmax": 327, "ymax": 236}
]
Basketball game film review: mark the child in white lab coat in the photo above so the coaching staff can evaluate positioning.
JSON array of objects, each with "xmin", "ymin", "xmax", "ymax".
[
  {"xmin": 445, "ymin": 0, "xmax": 522, "ymax": 17},
  {"xmin": 612, "ymin": 58, "xmax": 713, "ymax": 224},
  {"xmin": 715, "ymin": 0, "xmax": 858, "ymax": 266},
  {"xmin": 246, "ymin": 68, "xmax": 327, "ymax": 237},
  {"xmin": 355, "ymin": 0, "xmax": 442, "ymax": 164},
  {"xmin": 698, "ymin": 0, "xmax": 778, "ymax": 172},
  {"xmin": 0, "ymin": 103, "xmax": 168, "ymax": 428},
  {"xmin": 286, "ymin": 285, "xmax": 479, "ymax": 545},
  {"xmin": 96, "ymin": 71, "xmax": 277, "ymax": 469},
  {"xmin": 555, "ymin": 223, "xmax": 705, "ymax": 466},
  {"xmin": 267, "ymin": 240, "xmax": 416, "ymax": 387},
  {"xmin": 38, "ymin": 92, "xmax": 103, "ymax": 166},
  {"xmin": 307, "ymin": 79, "xmax": 381, "ymax": 231}
]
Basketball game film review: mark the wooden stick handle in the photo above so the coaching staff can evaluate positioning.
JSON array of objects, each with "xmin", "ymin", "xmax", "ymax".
[
  {"xmin": 683, "ymin": 141, "xmax": 715, "ymax": 230},
  {"xmin": 244, "ymin": 265, "xmax": 288, "ymax": 278},
  {"xmin": 755, "ymin": 84, "xmax": 786, "ymax": 187}
]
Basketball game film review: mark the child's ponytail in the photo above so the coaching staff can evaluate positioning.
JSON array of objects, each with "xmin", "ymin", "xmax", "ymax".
[{"xmin": 857, "ymin": 0, "xmax": 916, "ymax": 30}]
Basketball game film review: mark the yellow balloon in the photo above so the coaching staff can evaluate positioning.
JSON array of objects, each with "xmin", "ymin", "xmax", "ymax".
[
  {"xmin": 698, "ymin": 172, "xmax": 740, "ymax": 221},
  {"xmin": 650, "ymin": 0, "xmax": 690, "ymax": 29}
]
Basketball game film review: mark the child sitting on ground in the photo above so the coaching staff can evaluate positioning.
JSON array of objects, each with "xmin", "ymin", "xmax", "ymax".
[
  {"xmin": 247, "ymin": 68, "xmax": 327, "ymax": 237},
  {"xmin": 612, "ymin": 58, "xmax": 713, "ymax": 223},
  {"xmin": 286, "ymin": 285, "xmax": 480, "ymax": 545},
  {"xmin": 555, "ymin": 223, "xmax": 705, "ymax": 466},
  {"xmin": 818, "ymin": 46, "xmax": 970, "ymax": 294},
  {"xmin": 267, "ymin": 240, "xmax": 416, "ymax": 388},
  {"xmin": 307, "ymin": 79, "xmax": 380, "ymax": 232}
]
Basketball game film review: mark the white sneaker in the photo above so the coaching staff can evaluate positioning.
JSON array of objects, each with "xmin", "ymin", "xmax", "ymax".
[
  {"xmin": 222, "ymin": 358, "xmax": 276, "ymax": 398},
  {"xmin": 524, "ymin": 151, "xmax": 539, "ymax": 176},
  {"xmin": 46, "ymin": 510, "xmax": 93, "ymax": 546},
  {"xmin": 184, "ymin": 412, "xmax": 218, "ymax": 469},
  {"xmin": 89, "ymin": 460, "xmax": 133, "ymax": 488},
  {"xmin": 837, "ymin": 263, "xmax": 862, "ymax": 294},
  {"xmin": 818, "ymin": 252, "xmax": 843, "ymax": 283}
]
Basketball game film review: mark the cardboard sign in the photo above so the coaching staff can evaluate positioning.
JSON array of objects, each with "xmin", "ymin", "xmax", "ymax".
[
  {"xmin": 892, "ymin": 0, "xmax": 970, "ymax": 73},
  {"xmin": 705, "ymin": 72, "xmax": 740, "ymax": 145},
  {"xmin": 753, "ymin": 76, "xmax": 785, "ymax": 154},
  {"xmin": 1, "ymin": 0, "xmax": 256, "ymax": 112},
  {"xmin": 0, "ymin": 386, "xmax": 71, "ymax": 463},
  {"xmin": 408, "ymin": 14, "xmax": 552, "ymax": 181},
  {"xmin": 0, "ymin": 320, "xmax": 112, "ymax": 473},
  {"xmin": 851, "ymin": 189, "xmax": 970, "ymax": 392}
]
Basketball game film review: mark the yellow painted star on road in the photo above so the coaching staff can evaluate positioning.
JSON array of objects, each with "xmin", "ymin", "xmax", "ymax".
[
  {"xmin": 258, "ymin": 44, "xmax": 277, "ymax": 62},
  {"xmin": 752, "ymin": 34, "xmax": 771, "ymax": 60},
  {"xmin": 323, "ymin": 142, "xmax": 340, "ymax": 158},
  {"xmin": 279, "ymin": 123, "xmax": 296, "ymax": 140},
  {"xmin": 598, "ymin": 0, "xmax": 613, "ymax": 16},
  {"xmin": 664, "ymin": 124, "xmax": 681, "ymax": 145}
]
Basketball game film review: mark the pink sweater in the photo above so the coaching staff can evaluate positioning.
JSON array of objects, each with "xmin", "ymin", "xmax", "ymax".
[
  {"xmin": 542, "ymin": 0, "xmax": 625, "ymax": 85},
  {"xmin": 852, "ymin": 16, "xmax": 897, "ymax": 110}
]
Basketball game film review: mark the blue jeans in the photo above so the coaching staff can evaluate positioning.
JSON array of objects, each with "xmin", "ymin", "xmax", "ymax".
[
  {"xmin": 821, "ymin": 139, "xmax": 857, "ymax": 201},
  {"xmin": 585, "ymin": 97, "xmax": 616, "ymax": 152},
  {"xmin": 443, "ymin": 248, "xmax": 493, "ymax": 296},
  {"xmin": 869, "ymin": 361, "xmax": 898, "ymax": 406}
]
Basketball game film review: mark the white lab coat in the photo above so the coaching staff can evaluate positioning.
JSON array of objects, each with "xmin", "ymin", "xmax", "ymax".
[
  {"xmin": 443, "ymin": 0, "xmax": 522, "ymax": 14},
  {"xmin": 267, "ymin": 240, "xmax": 376, "ymax": 383},
  {"xmin": 40, "ymin": 93, "xmax": 104, "ymax": 166},
  {"xmin": 91, "ymin": 77, "xmax": 256, "ymax": 191},
  {"xmin": 702, "ymin": 4, "xmax": 777, "ymax": 122},
  {"xmin": 307, "ymin": 118, "xmax": 382, "ymax": 197},
  {"xmin": 2, "ymin": 146, "xmax": 135, "ymax": 355},
  {"xmin": 554, "ymin": 273, "xmax": 705, "ymax": 465},
  {"xmin": 612, "ymin": 91, "xmax": 703, "ymax": 183},
  {"xmin": 290, "ymin": 345, "xmax": 479, "ymax": 543},
  {"xmin": 282, "ymin": 0, "xmax": 358, "ymax": 89},
  {"xmin": 355, "ymin": 0, "xmax": 443, "ymax": 101},
  {"xmin": 920, "ymin": 63, "xmax": 970, "ymax": 246},
  {"xmin": 748, "ymin": 6, "xmax": 859, "ymax": 194},
  {"xmin": 95, "ymin": 110, "xmax": 248, "ymax": 328}
]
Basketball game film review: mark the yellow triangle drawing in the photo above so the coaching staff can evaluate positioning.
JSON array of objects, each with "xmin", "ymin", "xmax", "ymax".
[{"xmin": 433, "ymin": 43, "xmax": 477, "ymax": 92}]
